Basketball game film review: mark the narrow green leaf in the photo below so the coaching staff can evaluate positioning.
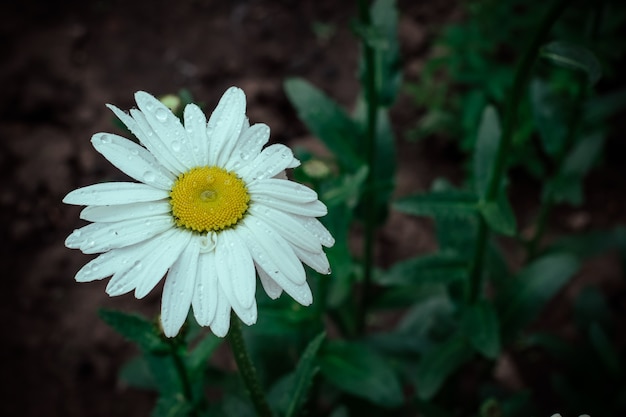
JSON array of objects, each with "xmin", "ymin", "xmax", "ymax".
[
  {"xmin": 473, "ymin": 105, "xmax": 501, "ymax": 198},
  {"xmin": 530, "ymin": 77, "xmax": 569, "ymax": 157},
  {"xmin": 548, "ymin": 132, "xmax": 604, "ymax": 205},
  {"xmin": 479, "ymin": 192, "xmax": 517, "ymax": 236},
  {"xmin": 285, "ymin": 332, "xmax": 326, "ymax": 417},
  {"xmin": 370, "ymin": 0, "xmax": 401, "ymax": 106},
  {"xmin": 462, "ymin": 301, "xmax": 501, "ymax": 359},
  {"xmin": 152, "ymin": 394, "xmax": 193, "ymax": 417},
  {"xmin": 415, "ymin": 335, "xmax": 471, "ymax": 400},
  {"xmin": 99, "ymin": 309, "xmax": 168, "ymax": 353},
  {"xmin": 541, "ymin": 41, "xmax": 602, "ymax": 85},
  {"xmin": 376, "ymin": 252, "xmax": 468, "ymax": 286},
  {"xmin": 284, "ymin": 78, "xmax": 363, "ymax": 171},
  {"xmin": 394, "ymin": 190, "xmax": 478, "ymax": 218},
  {"xmin": 187, "ymin": 333, "xmax": 222, "ymax": 375},
  {"xmin": 589, "ymin": 323, "xmax": 621, "ymax": 376},
  {"xmin": 319, "ymin": 340, "xmax": 404, "ymax": 407},
  {"xmin": 499, "ymin": 253, "xmax": 579, "ymax": 337}
]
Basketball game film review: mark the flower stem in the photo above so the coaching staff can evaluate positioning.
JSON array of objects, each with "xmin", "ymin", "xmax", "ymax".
[
  {"xmin": 228, "ymin": 314, "xmax": 273, "ymax": 417},
  {"xmin": 167, "ymin": 336, "xmax": 198, "ymax": 416},
  {"xmin": 356, "ymin": 0, "xmax": 379, "ymax": 335},
  {"xmin": 467, "ymin": 0, "xmax": 572, "ymax": 302}
]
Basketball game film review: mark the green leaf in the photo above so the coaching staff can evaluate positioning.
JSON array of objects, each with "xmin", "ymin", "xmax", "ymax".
[
  {"xmin": 376, "ymin": 252, "xmax": 468, "ymax": 286},
  {"xmin": 145, "ymin": 353, "xmax": 185, "ymax": 396},
  {"xmin": 319, "ymin": 340, "xmax": 404, "ymax": 407},
  {"xmin": 415, "ymin": 335, "xmax": 471, "ymax": 400},
  {"xmin": 370, "ymin": 0, "xmax": 401, "ymax": 106},
  {"xmin": 394, "ymin": 190, "xmax": 478, "ymax": 218},
  {"xmin": 530, "ymin": 77, "xmax": 570, "ymax": 157},
  {"xmin": 120, "ymin": 355, "xmax": 158, "ymax": 390},
  {"xmin": 499, "ymin": 253, "xmax": 579, "ymax": 337},
  {"xmin": 187, "ymin": 333, "xmax": 222, "ymax": 376},
  {"xmin": 285, "ymin": 332, "xmax": 326, "ymax": 417},
  {"xmin": 322, "ymin": 166, "xmax": 368, "ymax": 209},
  {"xmin": 548, "ymin": 132, "xmax": 604, "ymax": 205},
  {"xmin": 589, "ymin": 322, "xmax": 621, "ymax": 376},
  {"xmin": 473, "ymin": 105, "xmax": 501, "ymax": 198},
  {"xmin": 284, "ymin": 78, "xmax": 363, "ymax": 171},
  {"xmin": 541, "ymin": 41, "xmax": 602, "ymax": 85},
  {"xmin": 99, "ymin": 309, "xmax": 168, "ymax": 353},
  {"xmin": 152, "ymin": 394, "xmax": 193, "ymax": 417},
  {"xmin": 462, "ymin": 301, "xmax": 501, "ymax": 359},
  {"xmin": 478, "ymin": 192, "xmax": 516, "ymax": 236}
]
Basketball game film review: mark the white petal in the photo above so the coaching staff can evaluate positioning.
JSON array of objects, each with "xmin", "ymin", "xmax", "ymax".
[
  {"xmin": 192, "ymin": 249, "xmax": 218, "ymax": 326},
  {"xmin": 107, "ymin": 104, "xmax": 181, "ymax": 175},
  {"xmin": 80, "ymin": 201, "xmax": 171, "ymax": 223},
  {"xmin": 257, "ymin": 267, "xmax": 283, "ymax": 299},
  {"xmin": 215, "ymin": 230, "xmax": 257, "ymax": 324},
  {"xmin": 105, "ymin": 258, "xmax": 146, "ymax": 296},
  {"xmin": 161, "ymin": 237, "xmax": 200, "ymax": 337},
  {"xmin": 242, "ymin": 217, "xmax": 306, "ymax": 284},
  {"xmin": 255, "ymin": 259, "xmax": 312, "ymax": 306},
  {"xmin": 251, "ymin": 195, "xmax": 327, "ymax": 218},
  {"xmin": 130, "ymin": 109, "xmax": 186, "ymax": 175},
  {"xmin": 292, "ymin": 246, "xmax": 331, "ymax": 275},
  {"xmin": 224, "ymin": 123, "xmax": 270, "ymax": 172},
  {"xmin": 65, "ymin": 215, "xmax": 173, "ymax": 254},
  {"xmin": 210, "ymin": 288, "xmax": 232, "ymax": 337},
  {"xmin": 248, "ymin": 205, "xmax": 321, "ymax": 253},
  {"xmin": 135, "ymin": 91, "xmax": 196, "ymax": 171},
  {"xmin": 207, "ymin": 87, "xmax": 247, "ymax": 167},
  {"xmin": 63, "ymin": 182, "xmax": 168, "ymax": 206},
  {"xmin": 248, "ymin": 179, "xmax": 318, "ymax": 203},
  {"xmin": 239, "ymin": 144, "xmax": 295, "ymax": 183},
  {"xmin": 295, "ymin": 215, "xmax": 335, "ymax": 247},
  {"xmin": 101, "ymin": 228, "xmax": 186, "ymax": 296},
  {"xmin": 183, "ymin": 103, "xmax": 209, "ymax": 167},
  {"xmin": 74, "ymin": 247, "xmax": 138, "ymax": 283},
  {"xmin": 91, "ymin": 133, "xmax": 175, "ymax": 190}
]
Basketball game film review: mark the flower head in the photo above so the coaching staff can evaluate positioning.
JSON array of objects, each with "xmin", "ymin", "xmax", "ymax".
[{"xmin": 64, "ymin": 87, "xmax": 334, "ymax": 337}]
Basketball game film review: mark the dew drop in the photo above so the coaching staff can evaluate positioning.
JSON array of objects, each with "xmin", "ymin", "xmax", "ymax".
[
  {"xmin": 99, "ymin": 134, "xmax": 112, "ymax": 144},
  {"xmin": 155, "ymin": 108, "xmax": 168, "ymax": 122},
  {"xmin": 143, "ymin": 171, "xmax": 156, "ymax": 183},
  {"xmin": 171, "ymin": 141, "xmax": 181, "ymax": 152}
]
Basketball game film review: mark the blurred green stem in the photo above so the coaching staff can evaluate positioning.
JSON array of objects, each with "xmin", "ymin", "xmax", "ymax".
[
  {"xmin": 468, "ymin": 0, "xmax": 572, "ymax": 302},
  {"xmin": 356, "ymin": 0, "xmax": 379, "ymax": 334},
  {"xmin": 167, "ymin": 336, "xmax": 199, "ymax": 416},
  {"xmin": 229, "ymin": 314, "xmax": 273, "ymax": 417}
]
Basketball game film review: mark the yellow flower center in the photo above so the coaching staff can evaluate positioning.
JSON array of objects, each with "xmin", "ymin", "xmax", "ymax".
[{"xmin": 170, "ymin": 166, "xmax": 250, "ymax": 233}]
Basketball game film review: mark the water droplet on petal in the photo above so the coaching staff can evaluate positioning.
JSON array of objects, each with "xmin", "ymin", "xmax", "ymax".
[
  {"xmin": 155, "ymin": 108, "xmax": 168, "ymax": 122},
  {"xmin": 143, "ymin": 171, "xmax": 156, "ymax": 183},
  {"xmin": 100, "ymin": 134, "xmax": 112, "ymax": 144},
  {"xmin": 171, "ymin": 141, "xmax": 181, "ymax": 152}
]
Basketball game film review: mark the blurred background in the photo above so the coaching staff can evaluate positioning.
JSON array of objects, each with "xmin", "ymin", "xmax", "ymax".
[{"xmin": 1, "ymin": 0, "xmax": 625, "ymax": 416}]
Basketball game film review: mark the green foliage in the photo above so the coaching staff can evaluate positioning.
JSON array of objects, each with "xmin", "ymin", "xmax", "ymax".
[
  {"xmin": 498, "ymin": 253, "xmax": 579, "ymax": 339},
  {"xmin": 98, "ymin": 0, "xmax": 626, "ymax": 416},
  {"xmin": 461, "ymin": 301, "xmax": 501, "ymax": 359},
  {"xmin": 415, "ymin": 334, "xmax": 472, "ymax": 400},
  {"xmin": 319, "ymin": 340, "xmax": 404, "ymax": 407}
]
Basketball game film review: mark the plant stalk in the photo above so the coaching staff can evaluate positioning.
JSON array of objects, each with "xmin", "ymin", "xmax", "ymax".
[
  {"xmin": 468, "ymin": 0, "xmax": 572, "ymax": 302},
  {"xmin": 229, "ymin": 314, "xmax": 273, "ymax": 417},
  {"xmin": 167, "ymin": 336, "xmax": 199, "ymax": 417},
  {"xmin": 356, "ymin": 0, "xmax": 380, "ymax": 335}
]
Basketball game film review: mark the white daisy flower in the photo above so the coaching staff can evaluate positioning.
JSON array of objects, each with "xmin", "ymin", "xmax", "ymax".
[{"xmin": 63, "ymin": 87, "xmax": 334, "ymax": 338}]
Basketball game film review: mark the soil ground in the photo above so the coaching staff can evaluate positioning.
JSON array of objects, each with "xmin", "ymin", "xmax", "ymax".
[{"xmin": 1, "ymin": 1, "xmax": 624, "ymax": 416}]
